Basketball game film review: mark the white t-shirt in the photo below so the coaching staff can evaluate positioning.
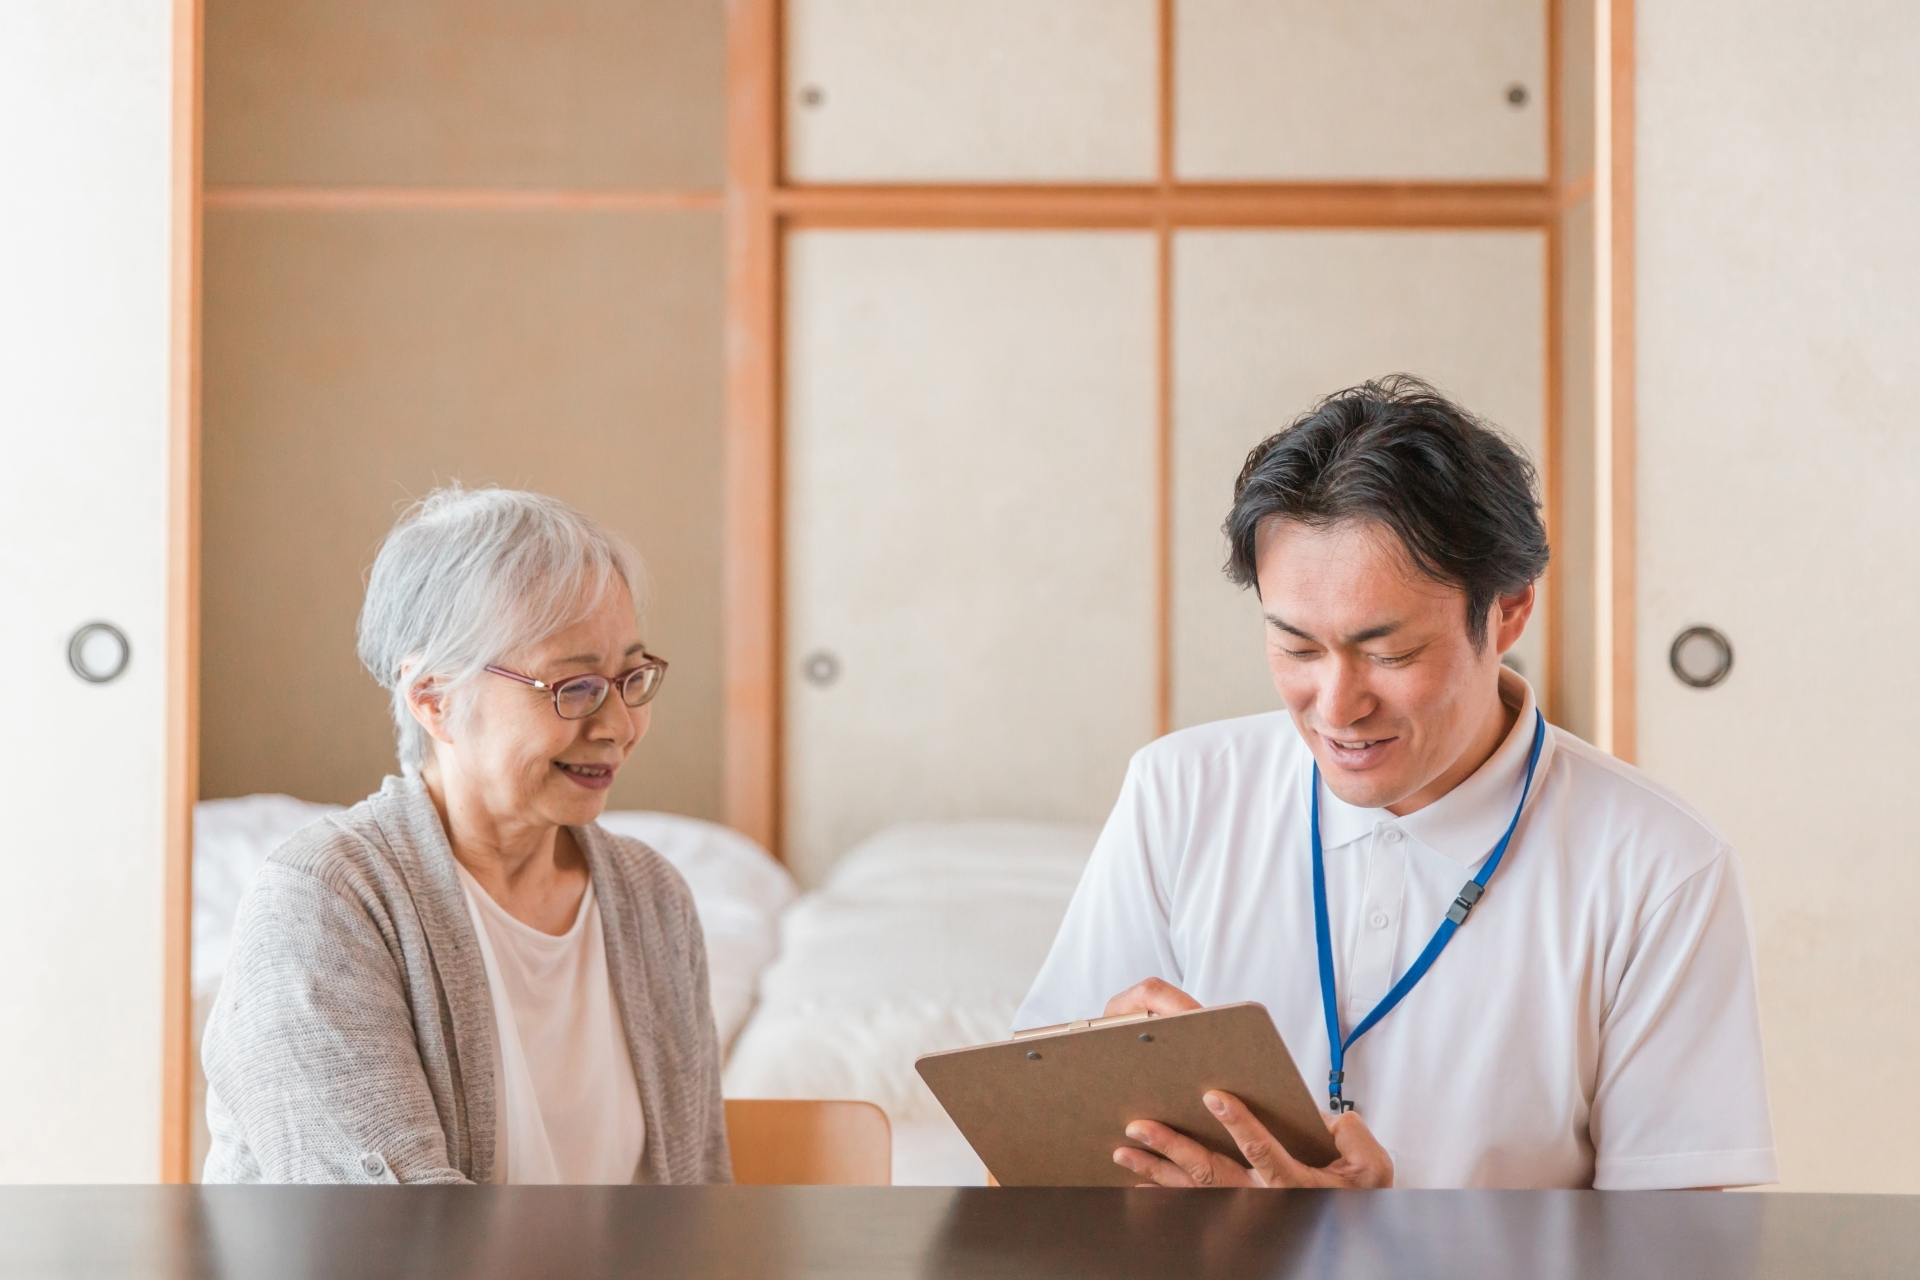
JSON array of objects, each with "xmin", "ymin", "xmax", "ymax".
[
  {"xmin": 457, "ymin": 865, "xmax": 646, "ymax": 1184},
  {"xmin": 1016, "ymin": 670, "xmax": 1778, "ymax": 1190}
]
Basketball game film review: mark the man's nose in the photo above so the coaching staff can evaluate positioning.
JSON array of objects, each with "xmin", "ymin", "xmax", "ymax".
[{"xmin": 1317, "ymin": 657, "xmax": 1374, "ymax": 730}]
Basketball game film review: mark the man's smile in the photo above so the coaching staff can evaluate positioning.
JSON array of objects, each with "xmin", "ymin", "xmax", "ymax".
[{"xmin": 1318, "ymin": 732, "xmax": 1401, "ymax": 772}]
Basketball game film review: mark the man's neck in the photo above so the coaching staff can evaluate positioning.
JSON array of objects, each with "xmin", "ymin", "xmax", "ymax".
[{"xmin": 1385, "ymin": 678, "xmax": 1521, "ymax": 818}]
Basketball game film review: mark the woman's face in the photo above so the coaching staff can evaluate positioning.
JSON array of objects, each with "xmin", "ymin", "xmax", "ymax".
[{"xmin": 421, "ymin": 580, "xmax": 651, "ymax": 832}]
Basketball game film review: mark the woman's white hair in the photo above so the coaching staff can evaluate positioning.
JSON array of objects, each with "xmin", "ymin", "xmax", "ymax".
[{"xmin": 357, "ymin": 486, "xmax": 649, "ymax": 774}]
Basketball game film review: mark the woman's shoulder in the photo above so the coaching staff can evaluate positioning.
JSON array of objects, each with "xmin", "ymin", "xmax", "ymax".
[
  {"xmin": 257, "ymin": 777, "xmax": 425, "ymax": 899},
  {"xmin": 577, "ymin": 825, "xmax": 698, "ymax": 918},
  {"xmin": 579, "ymin": 823, "xmax": 694, "ymax": 891}
]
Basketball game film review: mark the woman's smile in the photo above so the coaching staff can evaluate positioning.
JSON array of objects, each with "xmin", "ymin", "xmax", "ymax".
[{"xmin": 555, "ymin": 759, "xmax": 617, "ymax": 791}]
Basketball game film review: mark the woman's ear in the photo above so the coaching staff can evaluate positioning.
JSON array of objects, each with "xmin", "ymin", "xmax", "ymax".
[{"xmin": 405, "ymin": 676, "xmax": 458, "ymax": 747}]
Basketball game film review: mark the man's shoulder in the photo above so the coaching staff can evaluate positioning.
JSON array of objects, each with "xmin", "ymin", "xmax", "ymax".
[
  {"xmin": 1133, "ymin": 709, "xmax": 1309, "ymax": 777},
  {"xmin": 1545, "ymin": 727, "xmax": 1734, "ymax": 875}
]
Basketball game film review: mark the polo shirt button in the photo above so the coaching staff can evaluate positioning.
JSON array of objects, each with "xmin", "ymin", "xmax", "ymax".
[
  {"xmin": 361, "ymin": 1153, "xmax": 387, "ymax": 1178},
  {"xmin": 1383, "ymin": 829, "xmax": 1403, "ymax": 844},
  {"xmin": 1369, "ymin": 911, "xmax": 1391, "ymax": 930}
]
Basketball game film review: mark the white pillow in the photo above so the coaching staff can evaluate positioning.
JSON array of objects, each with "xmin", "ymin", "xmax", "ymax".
[{"xmin": 193, "ymin": 794, "xmax": 344, "ymax": 995}]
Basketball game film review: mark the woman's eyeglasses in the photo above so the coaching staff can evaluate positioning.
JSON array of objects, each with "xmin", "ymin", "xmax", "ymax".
[{"xmin": 485, "ymin": 655, "xmax": 668, "ymax": 720}]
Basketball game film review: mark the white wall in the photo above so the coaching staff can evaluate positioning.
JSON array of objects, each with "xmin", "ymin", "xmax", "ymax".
[
  {"xmin": 786, "ymin": 0, "xmax": 1157, "ymax": 182},
  {"xmin": 1176, "ymin": 0, "xmax": 1547, "ymax": 180},
  {"xmin": 0, "ymin": 2, "xmax": 179, "ymax": 1181},
  {"xmin": 784, "ymin": 231, "xmax": 1159, "ymax": 884},
  {"xmin": 1172, "ymin": 229, "xmax": 1548, "ymax": 729},
  {"xmin": 1635, "ymin": 0, "xmax": 1920, "ymax": 1192}
]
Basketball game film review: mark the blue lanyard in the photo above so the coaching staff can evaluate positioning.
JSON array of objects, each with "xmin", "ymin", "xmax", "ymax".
[{"xmin": 1311, "ymin": 710, "xmax": 1547, "ymax": 1113}]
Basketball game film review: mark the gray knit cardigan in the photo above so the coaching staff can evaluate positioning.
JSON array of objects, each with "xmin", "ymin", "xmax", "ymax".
[{"xmin": 200, "ymin": 774, "xmax": 732, "ymax": 1185}]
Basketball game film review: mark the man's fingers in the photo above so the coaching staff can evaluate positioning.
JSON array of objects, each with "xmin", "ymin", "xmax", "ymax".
[
  {"xmin": 1125, "ymin": 1121, "xmax": 1243, "ymax": 1188},
  {"xmin": 1114, "ymin": 1144, "xmax": 1194, "ymax": 1188},
  {"xmin": 1325, "ymin": 1111, "xmax": 1395, "ymax": 1188},
  {"xmin": 1203, "ymin": 1090, "xmax": 1309, "ymax": 1187},
  {"xmin": 1103, "ymin": 978, "xmax": 1203, "ymax": 1018}
]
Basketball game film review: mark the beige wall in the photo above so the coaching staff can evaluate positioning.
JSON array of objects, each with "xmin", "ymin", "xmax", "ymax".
[
  {"xmin": 201, "ymin": 210, "xmax": 724, "ymax": 814},
  {"xmin": 200, "ymin": 0, "xmax": 726, "ymax": 817},
  {"xmin": 205, "ymin": 0, "xmax": 723, "ymax": 188}
]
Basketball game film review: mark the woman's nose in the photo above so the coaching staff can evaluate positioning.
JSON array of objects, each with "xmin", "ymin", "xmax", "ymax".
[{"xmin": 586, "ymin": 697, "xmax": 641, "ymax": 745}]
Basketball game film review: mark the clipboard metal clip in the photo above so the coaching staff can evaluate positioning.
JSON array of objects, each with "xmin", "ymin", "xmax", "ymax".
[{"xmin": 1012, "ymin": 1010, "xmax": 1158, "ymax": 1040}]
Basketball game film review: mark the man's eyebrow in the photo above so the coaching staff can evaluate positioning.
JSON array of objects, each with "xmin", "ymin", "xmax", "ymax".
[
  {"xmin": 1265, "ymin": 614, "xmax": 1317, "ymax": 641},
  {"xmin": 623, "ymin": 641, "xmax": 647, "ymax": 657},
  {"xmin": 1265, "ymin": 615, "xmax": 1403, "ymax": 644}
]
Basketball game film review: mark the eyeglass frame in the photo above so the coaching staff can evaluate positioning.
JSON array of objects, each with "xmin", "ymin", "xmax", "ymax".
[{"xmin": 483, "ymin": 654, "xmax": 669, "ymax": 720}]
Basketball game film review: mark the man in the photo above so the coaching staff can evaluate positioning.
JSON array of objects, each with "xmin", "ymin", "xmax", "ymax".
[{"xmin": 1016, "ymin": 376, "xmax": 1776, "ymax": 1190}]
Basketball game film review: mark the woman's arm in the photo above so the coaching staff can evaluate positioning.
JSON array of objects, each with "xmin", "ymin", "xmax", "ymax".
[{"xmin": 201, "ymin": 862, "xmax": 472, "ymax": 1184}]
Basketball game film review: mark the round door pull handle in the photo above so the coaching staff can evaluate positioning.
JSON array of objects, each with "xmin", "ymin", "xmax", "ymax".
[
  {"xmin": 1669, "ymin": 625, "xmax": 1733, "ymax": 689},
  {"xmin": 68, "ymin": 621, "xmax": 132, "ymax": 685},
  {"xmin": 802, "ymin": 650, "xmax": 841, "ymax": 688}
]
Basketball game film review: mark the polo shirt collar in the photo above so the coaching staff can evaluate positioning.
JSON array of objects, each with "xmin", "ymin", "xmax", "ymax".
[{"xmin": 1314, "ymin": 667, "xmax": 1555, "ymax": 870}]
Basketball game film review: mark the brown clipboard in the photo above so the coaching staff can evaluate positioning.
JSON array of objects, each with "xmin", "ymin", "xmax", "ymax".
[{"xmin": 915, "ymin": 1002, "xmax": 1339, "ymax": 1187}]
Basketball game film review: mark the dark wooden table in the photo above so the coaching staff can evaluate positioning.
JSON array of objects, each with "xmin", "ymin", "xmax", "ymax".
[{"xmin": 5, "ymin": 1186, "xmax": 1916, "ymax": 1279}]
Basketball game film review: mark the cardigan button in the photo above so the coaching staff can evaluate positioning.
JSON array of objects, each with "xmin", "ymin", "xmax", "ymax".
[{"xmin": 361, "ymin": 1153, "xmax": 387, "ymax": 1178}]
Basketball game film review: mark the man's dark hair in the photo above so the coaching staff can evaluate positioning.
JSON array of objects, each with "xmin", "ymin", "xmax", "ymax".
[{"xmin": 1224, "ymin": 374, "xmax": 1549, "ymax": 648}]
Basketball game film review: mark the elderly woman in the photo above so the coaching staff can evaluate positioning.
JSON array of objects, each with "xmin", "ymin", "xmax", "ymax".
[{"xmin": 201, "ymin": 487, "xmax": 729, "ymax": 1184}]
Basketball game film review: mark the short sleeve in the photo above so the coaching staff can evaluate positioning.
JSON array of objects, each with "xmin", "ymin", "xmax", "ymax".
[
  {"xmin": 1014, "ymin": 750, "xmax": 1185, "ymax": 1030},
  {"xmin": 1589, "ymin": 849, "xmax": 1778, "ymax": 1189}
]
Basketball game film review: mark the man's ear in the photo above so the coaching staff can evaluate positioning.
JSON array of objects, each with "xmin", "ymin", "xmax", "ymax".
[
  {"xmin": 405, "ymin": 677, "xmax": 458, "ymax": 748},
  {"xmin": 1492, "ymin": 582, "xmax": 1537, "ymax": 656}
]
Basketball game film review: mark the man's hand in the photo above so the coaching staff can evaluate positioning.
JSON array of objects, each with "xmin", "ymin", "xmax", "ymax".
[
  {"xmin": 1104, "ymin": 978, "xmax": 1203, "ymax": 1018},
  {"xmin": 1113, "ymin": 1090, "xmax": 1395, "ymax": 1189}
]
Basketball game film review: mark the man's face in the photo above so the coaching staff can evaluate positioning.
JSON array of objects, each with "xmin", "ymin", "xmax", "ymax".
[{"xmin": 1256, "ymin": 517, "xmax": 1532, "ymax": 815}]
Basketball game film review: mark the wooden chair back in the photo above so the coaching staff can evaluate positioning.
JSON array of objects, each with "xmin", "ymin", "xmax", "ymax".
[{"xmin": 724, "ymin": 1099, "xmax": 892, "ymax": 1186}]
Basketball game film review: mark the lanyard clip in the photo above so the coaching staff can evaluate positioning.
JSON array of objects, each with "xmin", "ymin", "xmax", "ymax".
[
  {"xmin": 1446, "ymin": 880, "xmax": 1486, "ymax": 925},
  {"xmin": 1328, "ymin": 1070, "xmax": 1355, "ymax": 1113}
]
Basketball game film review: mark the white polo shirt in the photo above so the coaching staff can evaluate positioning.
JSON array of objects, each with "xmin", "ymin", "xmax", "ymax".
[{"xmin": 1016, "ymin": 671, "xmax": 1778, "ymax": 1190}]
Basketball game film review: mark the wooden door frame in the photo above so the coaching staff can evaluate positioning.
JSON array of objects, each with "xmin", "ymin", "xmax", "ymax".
[
  {"xmin": 163, "ymin": 0, "xmax": 203, "ymax": 1184},
  {"xmin": 1596, "ymin": 0, "xmax": 1636, "ymax": 762},
  {"xmin": 722, "ymin": 0, "xmax": 1631, "ymax": 854}
]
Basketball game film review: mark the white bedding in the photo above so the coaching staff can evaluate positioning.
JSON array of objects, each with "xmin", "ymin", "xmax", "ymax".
[{"xmin": 721, "ymin": 822, "xmax": 1096, "ymax": 1185}]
